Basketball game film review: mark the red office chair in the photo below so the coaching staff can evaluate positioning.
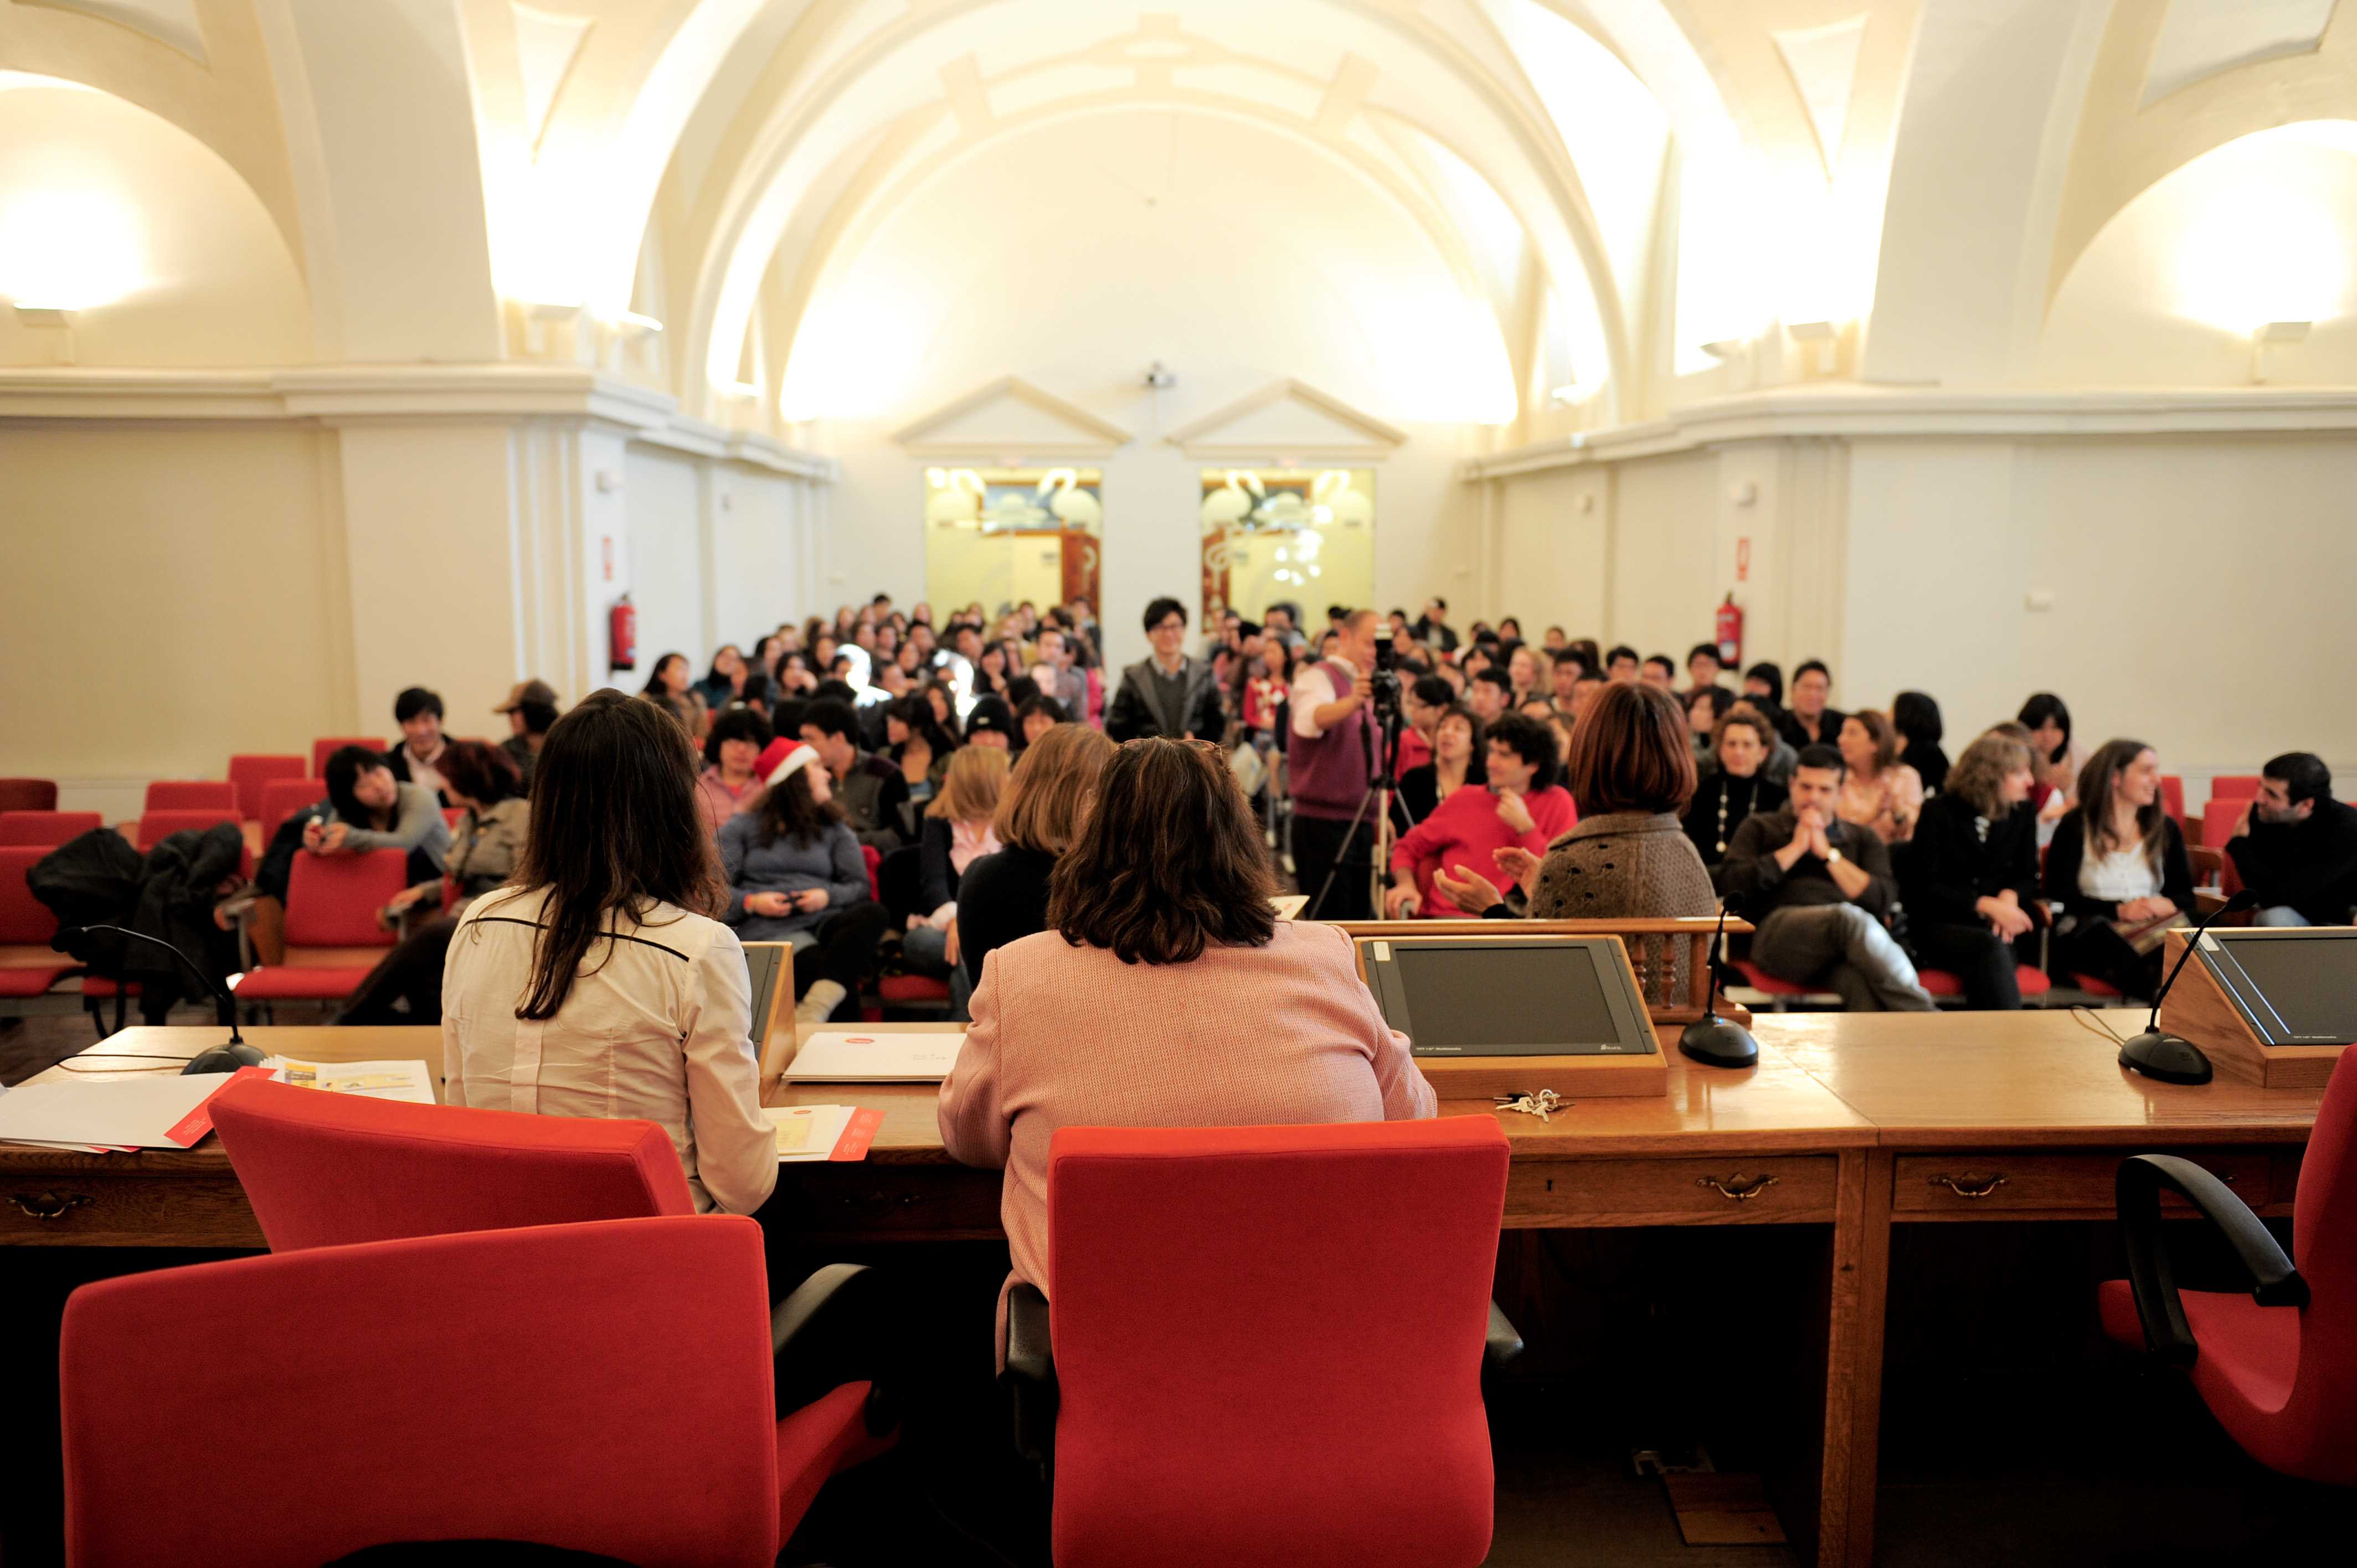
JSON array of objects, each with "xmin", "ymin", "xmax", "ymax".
[
  {"xmin": 60, "ymin": 1217, "xmax": 894, "ymax": 1567},
  {"xmin": 211, "ymin": 1076, "xmax": 693, "ymax": 1250},
  {"xmin": 0, "ymin": 778, "xmax": 58, "ymax": 813},
  {"xmin": 0, "ymin": 845, "xmax": 74, "ymax": 1003},
  {"xmin": 233, "ymin": 847, "xmax": 406, "ymax": 1004},
  {"xmin": 227, "ymin": 754, "xmax": 306, "ymax": 819},
  {"xmin": 1007, "ymin": 1118, "xmax": 1516, "ymax": 1568},
  {"xmin": 256, "ymin": 776, "xmax": 327, "ymax": 843},
  {"xmin": 311, "ymin": 736, "xmax": 387, "ymax": 778},
  {"xmin": 143, "ymin": 780, "xmax": 238, "ymax": 813},
  {"xmin": 2099, "ymin": 1056, "xmax": 2357, "ymax": 1483},
  {"xmin": 0, "ymin": 810, "xmax": 101, "ymax": 846}
]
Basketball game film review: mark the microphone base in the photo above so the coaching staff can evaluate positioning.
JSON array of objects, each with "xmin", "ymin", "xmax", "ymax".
[
  {"xmin": 182, "ymin": 1041, "xmax": 266, "ymax": 1076},
  {"xmin": 1679, "ymin": 1015, "xmax": 1760, "ymax": 1070},
  {"xmin": 2117, "ymin": 1030, "xmax": 2213, "ymax": 1086}
]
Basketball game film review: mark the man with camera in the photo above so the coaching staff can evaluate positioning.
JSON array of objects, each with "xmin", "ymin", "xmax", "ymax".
[{"xmin": 1291, "ymin": 607, "xmax": 1391, "ymax": 918}]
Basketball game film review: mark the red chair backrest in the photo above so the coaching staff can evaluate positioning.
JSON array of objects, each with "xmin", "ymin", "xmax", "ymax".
[
  {"xmin": 2285, "ymin": 1056, "xmax": 2357, "ymax": 1462},
  {"xmin": 60, "ymin": 1216, "xmax": 783, "ymax": 1567},
  {"xmin": 0, "ymin": 846, "xmax": 60, "ymax": 945},
  {"xmin": 2209, "ymin": 775, "xmax": 2262, "ymax": 803},
  {"xmin": 143, "ymin": 781, "xmax": 237, "ymax": 813},
  {"xmin": 311, "ymin": 736, "xmax": 387, "ymax": 779},
  {"xmin": 227, "ymin": 755, "xmax": 306, "ymax": 819},
  {"xmin": 0, "ymin": 811, "xmax": 101, "ymax": 847},
  {"xmin": 257, "ymin": 777, "xmax": 327, "ymax": 843},
  {"xmin": 0, "ymin": 778, "xmax": 58, "ymax": 813},
  {"xmin": 2201, "ymin": 799, "xmax": 2248, "ymax": 895},
  {"xmin": 862, "ymin": 842, "xmax": 883, "ymax": 899},
  {"xmin": 2159, "ymin": 775, "xmax": 2185, "ymax": 828},
  {"xmin": 1047, "ymin": 1118, "xmax": 1508, "ymax": 1567},
  {"xmin": 211, "ymin": 1076, "xmax": 693, "ymax": 1251},
  {"xmin": 282, "ymin": 848, "xmax": 408, "ymax": 947},
  {"xmin": 135, "ymin": 809, "xmax": 245, "ymax": 852}
]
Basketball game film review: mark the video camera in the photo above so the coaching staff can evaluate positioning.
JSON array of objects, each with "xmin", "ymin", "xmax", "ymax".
[{"xmin": 1369, "ymin": 640, "xmax": 1403, "ymax": 724}]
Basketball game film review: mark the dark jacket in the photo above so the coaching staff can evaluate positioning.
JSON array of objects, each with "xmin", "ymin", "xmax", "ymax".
[
  {"xmin": 1900, "ymin": 792, "xmax": 2039, "ymax": 929},
  {"xmin": 2225, "ymin": 799, "xmax": 2357, "ymax": 924},
  {"xmin": 2042, "ymin": 809, "xmax": 2195, "ymax": 929},
  {"xmin": 1905, "ymin": 741, "xmax": 1951, "ymax": 796},
  {"xmin": 1104, "ymin": 655, "xmax": 1226, "ymax": 742},
  {"xmin": 834, "ymin": 751, "xmax": 913, "ymax": 852},
  {"xmin": 1717, "ymin": 804, "xmax": 1896, "ymax": 920},
  {"xmin": 1776, "ymin": 706, "xmax": 1845, "ymax": 752},
  {"xmin": 380, "ymin": 744, "xmax": 450, "ymax": 806},
  {"xmin": 30, "ymin": 824, "xmax": 243, "ymax": 1010},
  {"xmin": 27, "ymin": 827, "xmax": 145, "ymax": 974},
  {"xmin": 955, "ymin": 845, "xmax": 1056, "ymax": 989},
  {"xmin": 1682, "ymin": 772, "xmax": 1787, "ymax": 868}
]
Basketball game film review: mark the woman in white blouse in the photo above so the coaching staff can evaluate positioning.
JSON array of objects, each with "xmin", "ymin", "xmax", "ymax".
[{"xmin": 442, "ymin": 689, "xmax": 775, "ymax": 1217}]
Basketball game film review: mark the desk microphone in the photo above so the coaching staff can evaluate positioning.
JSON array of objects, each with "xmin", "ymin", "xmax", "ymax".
[
  {"xmin": 54, "ymin": 925, "xmax": 263, "ymax": 1075},
  {"xmin": 2116, "ymin": 891, "xmax": 2257, "ymax": 1086},
  {"xmin": 1679, "ymin": 900, "xmax": 1758, "ymax": 1069}
]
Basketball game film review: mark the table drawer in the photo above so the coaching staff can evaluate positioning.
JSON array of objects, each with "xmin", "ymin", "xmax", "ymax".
[
  {"xmin": 0, "ymin": 1172, "xmax": 263, "ymax": 1247},
  {"xmin": 1506, "ymin": 1156, "xmax": 1839, "ymax": 1226},
  {"xmin": 1892, "ymin": 1151, "xmax": 2273, "ymax": 1219}
]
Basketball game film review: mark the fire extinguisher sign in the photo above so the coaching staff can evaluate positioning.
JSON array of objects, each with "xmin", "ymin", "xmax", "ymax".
[
  {"xmin": 602, "ymin": 536, "xmax": 615, "ymax": 583},
  {"xmin": 1735, "ymin": 537, "xmax": 1751, "ymax": 582}
]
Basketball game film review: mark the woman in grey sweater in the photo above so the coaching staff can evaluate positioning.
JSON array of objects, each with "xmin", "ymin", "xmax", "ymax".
[{"xmin": 717, "ymin": 742, "xmax": 888, "ymax": 1023}]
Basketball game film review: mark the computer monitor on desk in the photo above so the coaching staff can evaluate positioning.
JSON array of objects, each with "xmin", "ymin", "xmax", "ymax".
[{"xmin": 1361, "ymin": 935, "xmax": 1656, "ymax": 1059}]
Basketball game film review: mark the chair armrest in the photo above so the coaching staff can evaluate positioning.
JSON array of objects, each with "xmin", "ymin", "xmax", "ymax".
[
  {"xmin": 1486, "ymin": 1299, "xmax": 1525, "ymax": 1367},
  {"xmin": 1000, "ymin": 1282, "xmax": 1057, "ymax": 1472},
  {"xmin": 773, "ymin": 1262, "xmax": 894, "ymax": 1431},
  {"xmin": 2115, "ymin": 1154, "xmax": 2307, "ymax": 1368}
]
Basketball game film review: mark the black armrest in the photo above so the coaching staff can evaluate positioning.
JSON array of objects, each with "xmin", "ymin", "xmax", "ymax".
[
  {"xmin": 1000, "ymin": 1282, "xmax": 1057, "ymax": 1474},
  {"xmin": 1486, "ymin": 1299, "xmax": 1525, "ymax": 1366},
  {"xmin": 772, "ymin": 1263, "xmax": 895, "ymax": 1432},
  {"xmin": 2116, "ymin": 1154, "xmax": 2307, "ymax": 1368}
]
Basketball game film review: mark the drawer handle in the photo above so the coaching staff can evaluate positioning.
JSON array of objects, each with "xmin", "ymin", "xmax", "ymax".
[
  {"xmin": 1697, "ymin": 1173, "xmax": 1780, "ymax": 1201},
  {"xmin": 1929, "ymin": 1173, "xmax": 2009, "ymax": 1199},
  {"xmin": 13, "ymin": 1192, "xmax": 93, "ymax": 1221}
]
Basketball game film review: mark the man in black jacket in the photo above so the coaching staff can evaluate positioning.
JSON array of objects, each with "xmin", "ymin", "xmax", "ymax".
[
  {"xmin": 1718, "ymin": 746, "xmax": 1934, "ymax": 1011},
  {"xmin": 1105, "ymin": 597, "xmax": 1226, "ymax": 742},
  {"xmin": 2226, "ymin": 752, "xmax": 2357, "ymax": 926}
]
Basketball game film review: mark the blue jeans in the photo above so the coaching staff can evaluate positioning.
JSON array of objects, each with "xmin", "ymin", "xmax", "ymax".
[
  {"xmin": 2254, "ymin": 906, "xmax": 2311, "ymax": 927},
  {"xmin": 902, "ymin": 923, "xmax": 972, "ymax": 1020}
]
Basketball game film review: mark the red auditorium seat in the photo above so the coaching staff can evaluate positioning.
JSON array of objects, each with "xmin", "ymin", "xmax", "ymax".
[
  {"xmin": 2098, "ymin": 1057, "xmax": 2357, "ymax": 1485},
  {"xmin": 256, "ymin": 777, "xmax": 327, "ymax": 843},
  {"xmin": 1915, "ymin": 966, "xmax": 2052, "ymax": 1004},
  {"xmin": 2208, "ymin": 775, "xmax": 2261, "ymax": 803},
  {"xmin": 0, "ymin": 811, "xmax": 101, "ymax": 847},
  {"xmin": 0, "ymin": 845, "xmax": 75, "ymax": 1004},
  {"xmin": 1731, "ymin": 957, "xmax": 1820, "ymax": 1008},
  {"xmin": 232, "ymin": 848, "xmax": 407, "ymax": 1005},
  {"xmin": 143, "ymin": 781, "xmax": 237, "ymax": 814},
  {"xmin": 0, "ymin": 779, "xmax": 58, "ymax": 813},
  {"xmin": 60, "ymin": 1217, "xmax": 894, "ymax": 1567},
  {"xmin": 133, "ymin": 808, "xmax": 244, "ymax": 852},
  {"xmin": 1013, "ymin": 1119, "xmax": 1512, "ymax": 1568},
  {"xmin": 227, "ymin": 754, "xmax": 307, "ymax": 819},
  {"xmin": 310, "ymin": 736, "xmax": 387, "ymax": 778},
  {"xmin": 2160, "ymin": 775, "xmax": 2185, "ymax": 829}
]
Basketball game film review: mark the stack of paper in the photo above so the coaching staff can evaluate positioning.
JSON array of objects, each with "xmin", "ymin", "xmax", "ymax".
[
  {"xmin": 783, "ymin": 1029, "xmax": 964, "ymax": 1082},
  {"xmin": 761, "ymin": 1104, "xmax": 884, "ymax": 1162},
  {"xmin": 268, "ymin": 1058, "xmax": 436, "ymax": 1105},
  {"xmin": 0, "ymin": 1071, "xmax": 259, "ymax": 1152}
]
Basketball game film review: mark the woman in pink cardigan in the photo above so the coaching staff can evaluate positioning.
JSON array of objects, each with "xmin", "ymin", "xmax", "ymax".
[{"xmin": 938, "ymin": 736, "xmax": 1435, "ymax": 1323}]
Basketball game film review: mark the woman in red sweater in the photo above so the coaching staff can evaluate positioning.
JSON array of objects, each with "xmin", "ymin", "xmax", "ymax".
[{"xmin": 1384, "ymin": 711, "xmax": 1575, "ymax": 917}]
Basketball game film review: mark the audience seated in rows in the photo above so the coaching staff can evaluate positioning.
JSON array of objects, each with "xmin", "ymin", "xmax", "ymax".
[
  {"xmin": 902, "ymin": 746, "xmax": 1009, "ymax": 1012},
  {"xmin": 1386, "ymin": 713, "xmax": 1573, "ymax": 919},
  {"xmin": 1685, "ymin": 710, "xmax": 1785, "ymax": 870},
  {"xmin": 955, "ymin": 724, "xmax": 1118, "ymax": 994},
  {"xmin": 718, "ymin": 740, "xmax": 888, "ymax": 1027}
]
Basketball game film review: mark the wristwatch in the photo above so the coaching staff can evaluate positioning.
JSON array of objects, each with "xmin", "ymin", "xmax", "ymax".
[{"xmin": 1826, "ymin": 848, "xmax": 1844, "ymax": 865}]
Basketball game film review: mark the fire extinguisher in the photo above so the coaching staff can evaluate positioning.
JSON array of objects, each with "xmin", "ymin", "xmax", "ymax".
[
  {"xmin": 1715, "ymin": 592, "xmax": 1743, "ymax": 668},
  {"xmin": 609, "ymin": 594, "xmax": 637, "ymax": 673}
]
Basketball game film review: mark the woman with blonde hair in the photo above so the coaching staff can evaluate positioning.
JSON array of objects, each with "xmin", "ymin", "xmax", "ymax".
[
  {"xmin": 903, "ymin": 746, "xmax": 1012, "ymax": 1010},
  {"xmin": 954, "ymin": 723, "xmax": 1118, "ymax": 988},
  {"xmin": 1899, "ymin": 730, "xmax": 2041, "ymax": 1009}
]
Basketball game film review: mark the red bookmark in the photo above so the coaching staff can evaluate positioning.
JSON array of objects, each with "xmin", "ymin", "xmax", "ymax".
[
  {"xmin": 828, "ymin": 1107, "xmax": 884, "ymax": 1162},
  {"xmin": 164, "ymin": 1065, "xmax": 276, "ymax": 1148}
]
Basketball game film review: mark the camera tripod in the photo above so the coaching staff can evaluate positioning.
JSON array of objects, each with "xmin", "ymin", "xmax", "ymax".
[{"xmin": 1303, "ymin": 688, "xmax": 1418, "ymax": 920}]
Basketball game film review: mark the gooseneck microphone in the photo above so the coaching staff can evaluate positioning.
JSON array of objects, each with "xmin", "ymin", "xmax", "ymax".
[
  {"xmin": 55, "ymin": 925, "xmax": 264, "ymax": 1075},
  {"xmin": 1679, "ymin": 900, "xmax": 1759, "ymax": 1069},
  {"xmin": 2114, "ymin": 890, "xmax": 2258, "ymax": 1086}
]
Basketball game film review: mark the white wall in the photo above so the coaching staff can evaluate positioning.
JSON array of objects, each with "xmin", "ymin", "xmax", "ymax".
[
  {"xmin": 1493, "ymin": 463, "xmax": 1610, "ymax": 639},
  {"xmin": 624, "ymin": 444, "xmax": 708, "ymax": 681},
  {"xmin": 1607, "ymin": 450, "xmax": 1719, "ymax": 658}
]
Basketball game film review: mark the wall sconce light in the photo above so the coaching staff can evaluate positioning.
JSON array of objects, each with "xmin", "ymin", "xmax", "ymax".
[
  {"xmin": 12, "ymin": 303, "xmax": 75, "ymax": 363},
  {"xmin": 2251, "ymin": 320, "xmax": 2310, "ymax": 384}
]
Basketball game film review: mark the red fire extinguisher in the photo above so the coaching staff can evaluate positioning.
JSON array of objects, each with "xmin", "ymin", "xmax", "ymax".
[
  {"xmin": 1715, "ymin": 592, "xmax": 1743, "ymax": 668},
  {"xmin": 609, "ymin": 594, "xmax": 637, "ymax": 673}
]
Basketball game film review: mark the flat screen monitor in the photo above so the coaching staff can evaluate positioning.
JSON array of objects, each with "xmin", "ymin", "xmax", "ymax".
[
  {"xmin": 1362, "ymin": 936, "xmax": 1655, "ymax": 1058},
  {"xmin": 2198, "ymin": 929, "xmax": 2357, "ymax": 1045}
]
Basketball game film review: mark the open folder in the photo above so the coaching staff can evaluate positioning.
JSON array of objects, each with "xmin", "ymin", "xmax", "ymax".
[
  {"xmin": 783, "ymin": 1030, "xmax": 964, "ymax": 1082},
  {"xmin": 0, "ymin": 1069, "xmax": 264, "ymax": 1151}
]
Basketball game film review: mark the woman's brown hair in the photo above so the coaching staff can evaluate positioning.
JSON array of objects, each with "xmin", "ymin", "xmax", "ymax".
[
  {"xmin": 753, "ymin": 764, "xmax": 842, "ymax": 848},
  {"xmin": 1708, "ymin": 709, "xmax": 1776, "ymax": 767},
  {"xmin": 491, "ymin": 689, "xmax": 723, "ymax": 1020},
  {"xmin": 1945, "ymin": 732, "xmax": 2032, "ymax": 819},
  {"xmin": 927, "ymin": 744, "xmax": 1010, "ymax": 822},
  {"xmin": 994, "ymin": 723, "xmax": 1116, "ymax": 854},
  {"xmin": 1047, "ymin": 737, "xmax": 1278, "ymax": 964},
  {"xmin": 1846, "ymin": 709, "xmax": 1898, "ymax": 773},
  {"xmin": 2078, "ymin": 737, "xmax": 2170, "ymax": 865},
  {"xmin": 1565, "ymin": 681, "xmax": 1697, "ymax": 815},
  {"xmin": 439, "ymin": 739, "xmax": 523, "ymax": 807}
]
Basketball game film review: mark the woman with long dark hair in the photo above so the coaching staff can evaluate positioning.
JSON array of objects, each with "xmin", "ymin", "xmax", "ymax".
[
  {"xmin": 2044, "ymin": 737, "xmax": 2194, "ymax": 999},
  {"xmin": 717, "ymin": 740, "xmax": 889, "ymax": 1024},
  {"xmin": 2019, "ymin": 692, "xmax": 2077, "ymax": 821},
  {"xmin": 1892, "ymin": 691, "xmax": 1948, "ymax": 795},
  {"xmin": 442, "ymin": 691, "xmax": 774, "ymax": 1216},
  {"xmin": 641, "ymin": 651, "xmax": 706, "ymax": 734},
  {"xmin": 312, "ymin": 743, "xmax": 451, "ymax": 884}
]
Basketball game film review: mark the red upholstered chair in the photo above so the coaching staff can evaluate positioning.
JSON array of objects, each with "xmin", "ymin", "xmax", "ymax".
[
  {"xmin": 210, "ymin": 1075, "xmax": 693, "ymax": 1250},
  {"xmin": 61, "ymin": 1216, "xmax": 894, "ymax": 1567},
  {"xmin": 143, "ymin": 780, "xmax": 238, "ymax": 813},
  {"xmin": 1007, "ymin": 1118, "xmax": 1515, "ymax": 1568},
  {"xmin": 0, "ymin": 845, "xmax": 75, "ymax": 1004},
  {"xmin": 311, "ymin": 736, "xmax": 387, "ymax": 778},
  {"xmin": 0, "ymin": 810, "xmax": 101, "ymax": 846},
  {"xmin": 2098, "ymin": 1057, "xmax": 2357, "ymax": 1484},
  {"xmin": 227, "ymin": 754, "xmax": 306, "ymax": 819},
  {"xmin": 1915, "ymin": 965, "xmax": 2052, "ymax": 1005},
  {"xmin": 0, "ymin": 778, "xmax": 58, "ymax": 813},
  {"xmin": 256, "ymin": 776, "xmax": 326, "ymax": 843},
  {"xmin": 2160, "ymin": 775, "xmax": 2186, "ymax": 830},
  {"xmin": 133, "ymin": 808, "xmax": 246, "ymax": 853},
  {"xmin": 2209, "ymin": 775, "xmax": 2262, "ymax": 804},
  {"xmin": 233, "ymin": 848, "xmax": 407, "ymax": 1004}
]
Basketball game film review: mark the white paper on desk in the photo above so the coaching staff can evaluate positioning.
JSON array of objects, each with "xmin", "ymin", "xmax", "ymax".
[
  {"xmin": 783, "ymin": 1029, "xmax": 964, "ymax": 1082},
  {"xmin": 267, "ymin": 1057, "xmax": 436, "ymax": 1104},
  {"xmin": 0, "ymin": 1072, "xmax": 240, "ymax": 1150},
  {"xmin": 764, "ymin": 1103, "xmax": 854, "ymax": 1160}
]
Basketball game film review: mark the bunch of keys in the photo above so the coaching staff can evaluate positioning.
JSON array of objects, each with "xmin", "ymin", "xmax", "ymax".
[{"xmin": 1494, "ymin": 1089, "xmax": 1568, "ymax": 1122}]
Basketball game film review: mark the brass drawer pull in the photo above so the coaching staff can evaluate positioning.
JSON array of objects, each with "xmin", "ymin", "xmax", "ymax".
[
  {"xmin": 1929, "ymin": 1173, "xmax": 2009, "ymax": 1199},
  {"xmin": 1697, "ymin": 1173, "xmax": 1780, "ymax": 1201},
  {"xmin": 14, "ymin": 1192, "xmax": 93, "ymax": 1221}
]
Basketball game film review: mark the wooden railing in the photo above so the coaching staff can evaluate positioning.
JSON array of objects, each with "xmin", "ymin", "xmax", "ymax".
[{"xmin": 1326, "ymin": 917, "xmax": 1752, "ymax": 1023}]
